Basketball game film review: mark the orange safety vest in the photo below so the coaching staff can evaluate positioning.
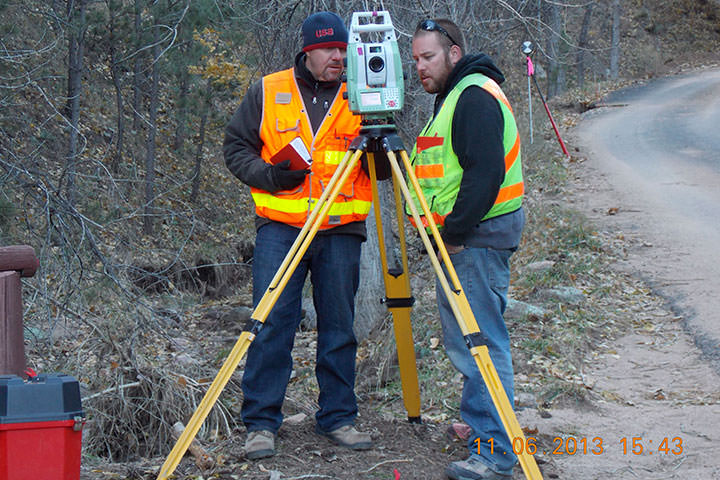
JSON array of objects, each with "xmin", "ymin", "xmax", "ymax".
[{"xmin": 250, "ymin": 68, "xmax": 371, "ymax": 229}]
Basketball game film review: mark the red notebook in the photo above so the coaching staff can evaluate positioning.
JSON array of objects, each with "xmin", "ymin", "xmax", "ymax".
[{"xmin": 270, "ymin": 137, "xmax": 312, "ymax": 171}]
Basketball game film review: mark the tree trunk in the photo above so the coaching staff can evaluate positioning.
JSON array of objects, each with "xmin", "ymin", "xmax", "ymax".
[
  {"xmin": 556, "ymin": 60, "xmax": 566, "ymax": 97},
  {"xmin": 173, "ymin": 54, "xmax": 190, "ymax": 155},
  {"xmin": 299, "ymin": 175, "xmax": 397, "ymax": 341},
  {"xmin": 108, "ymin": 0, "xmax": 124, "ymax": 174},
  {"xmin": 132, "ymin": 0, "xmax": 144, "ymax": 133},
  {"xmin": 110, "ymin": 58, "xmax": 125, "ymax": 174},
  {"xmin": 190, "ymin": 83, "xmax": 212, "ymax": 204},
  {"xmin": 610, "ymin": 0, "xmax": 621, "ymax": 80},
  {"xmin": 65, "ymin": 0, "xmax": 88, "ymax": 206},
  {"xmin": 545, "ymin": 1, "xmax": 562, "ymax": 99},
  {"xmin": 576, "ymin": 2, "xmax": 594, "ymax": 90},
  {"xmin": 354, "ymin": 178, "xmax": 397, "ymax": 341},
  {"xmin": 143, "ymin": 22, "xmax": 160, "ymax": 235}
]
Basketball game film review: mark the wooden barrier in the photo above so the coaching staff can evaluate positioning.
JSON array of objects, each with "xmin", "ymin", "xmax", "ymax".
[{"xmin": 0, "ymin": 245, "xmax": 39, "ymax": 376}]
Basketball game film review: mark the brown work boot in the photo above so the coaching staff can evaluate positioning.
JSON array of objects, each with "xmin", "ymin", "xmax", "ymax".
[
  {"xmin": 244, "ymin": 430, "xmax": 275, "ymax": 459},
  {"xmin": 316, "ymin": 424, "xmax": 372, "ymax": 450}
]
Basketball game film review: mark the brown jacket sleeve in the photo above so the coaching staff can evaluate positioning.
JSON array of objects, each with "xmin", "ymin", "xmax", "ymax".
[{"xmin": 222, "ymin": 79, "xmax": 279, "ymax": 192}]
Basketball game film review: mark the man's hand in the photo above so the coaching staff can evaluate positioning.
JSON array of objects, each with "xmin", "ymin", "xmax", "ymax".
[
  {"xmin": 445, "ymin": 243, "xmax": 465, "ymax": 255},
  {"xmin": 270, "ymin": 160, "xmax": 310, "ymax": 191}
]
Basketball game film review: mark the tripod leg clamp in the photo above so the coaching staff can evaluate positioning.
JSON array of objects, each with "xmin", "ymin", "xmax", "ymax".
[
  {"xmin": 464, "ymin": 331, "xmax": 488, "ymax": 350},
  {"xmin": 349, "ymin": 135, "xmax": 369, "ymax": 151},
  {"xmin": 243, "ymin": 318, "xmax": 264, "ymax": 336},
  {"xmin": 382, "ymin": 296, "xmax": 415, "ymax": 309},
  {"xmin": 382, "ymin": 134, "xmax": 406, "ymax": 153}
]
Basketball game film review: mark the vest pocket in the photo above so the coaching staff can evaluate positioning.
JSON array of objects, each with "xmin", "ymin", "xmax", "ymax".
[
  {"xmin": 275, "ymin": 118, "xmax": 301, "ymax": 133},
  {"xmin": 415, "ymin": 150, "xmax": 447, "ymax": 188},
  {"xmin": 316, "ymin": 150, "xmax": 360, "ymax": 198},
  {"xmin": 415, "ymin": 163, "xmax": 444, "ymax": 179},
  {"xmin": 326, "ymin": 132, "xmax": 355, "ymax": 152},
  {"xmin": 416, "ymin": 135, "xmax": 445, "ymax": 152}
]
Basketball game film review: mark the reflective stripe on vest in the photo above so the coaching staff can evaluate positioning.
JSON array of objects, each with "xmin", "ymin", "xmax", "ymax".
[
  {"xmin": 408, "ymin": 73, "xmax": 523, "ymax": 230},
  {"xmin": 250, "ymin": 68, "xmax": 371, "ymax": 229}
]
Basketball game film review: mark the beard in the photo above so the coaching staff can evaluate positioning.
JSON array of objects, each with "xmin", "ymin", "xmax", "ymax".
[{"xmin": 423, "ymin": 59, "xmax": 454, "ymax": 93}]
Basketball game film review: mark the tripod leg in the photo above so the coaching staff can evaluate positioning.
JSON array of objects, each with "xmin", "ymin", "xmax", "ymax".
[
  {"xmin": 367, "ymin": 154, "xmax": 421, "ymax": 422},
  {"xmin": 156, "ymin": 331, "xmax": 255, "ymax": 480},
  {"xmin": 156, "ymin": 148, "xmax": 365, "ymax": 480},
  {"xmin": 257, "ymin": 149, "xmax": 365, "ymax": 314},
  {"xmin": 387, "ymin": 149, "xmax": 543, "ymax": 480}
]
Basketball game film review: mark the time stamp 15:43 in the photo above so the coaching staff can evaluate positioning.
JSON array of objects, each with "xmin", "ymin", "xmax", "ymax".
[{"xmin": 477, "ymin": 436, "xmax": 684, "ymax": 456}]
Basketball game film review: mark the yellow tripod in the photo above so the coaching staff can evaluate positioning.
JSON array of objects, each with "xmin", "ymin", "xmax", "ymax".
[{"xmin": 156, "ymin": 125, "xmax": 542, "ymax": 480}]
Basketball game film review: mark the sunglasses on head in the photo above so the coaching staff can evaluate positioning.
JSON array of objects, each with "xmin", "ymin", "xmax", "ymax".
[{"xmin": 417, "ymin": 19, "xmax": 459, "ymax": 47}]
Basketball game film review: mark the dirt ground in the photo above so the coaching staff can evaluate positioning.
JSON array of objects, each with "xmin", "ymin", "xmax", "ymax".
[
  {"xmin": 80, "ymin": 363, "xmax": 524, "ymax": 480},
  {"xmin": 83, "ymin": 120, "xmax": 720, "ymax": 480},
  {"xmin": 93, "ymin": 165, "xmax": 720, "ymax": 480},
  {"xmin": 80, "ymin": 70, "xmax": 720, "ymax": 480},
  {"xmin": 519, "ymin": 88, "xmax": 720, "ymax": 479},
  {"xmin": 88, "ymin": 168, "xmax": 720, "ymax": 480}
]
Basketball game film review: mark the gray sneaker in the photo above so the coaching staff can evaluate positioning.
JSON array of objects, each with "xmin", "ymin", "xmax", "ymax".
[
  {"xmin": 245, "ymin": 430, "xmax": 275, "ymax": 460},
  {"xmin": 445, "ymin": 456, "xmax": 513, "ymax": 480},
  {"xmin": 316, "ymin": 424, "xmax": 372, "ymax": 450}
]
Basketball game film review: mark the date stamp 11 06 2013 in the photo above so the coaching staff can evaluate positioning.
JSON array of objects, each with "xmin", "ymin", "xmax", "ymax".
[{"xmin": 475, "ymin": 436, "xmax": 684, "ymax": 457}]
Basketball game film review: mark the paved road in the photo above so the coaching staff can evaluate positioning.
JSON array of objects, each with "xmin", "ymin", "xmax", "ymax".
[{"xmin": 574, "ymin": 67, "xmax": 720, "ymax": 367}]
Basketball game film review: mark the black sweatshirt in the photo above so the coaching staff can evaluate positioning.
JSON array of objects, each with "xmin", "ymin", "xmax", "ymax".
[{"xmin": 429, "ymin": 54, "xmax": 516, "ymax": 247}]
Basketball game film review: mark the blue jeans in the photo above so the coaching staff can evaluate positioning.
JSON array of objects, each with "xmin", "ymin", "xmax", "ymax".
[
  {"xmin": 241, "ymin": 222, "xmax": 362, "ymax": 434},
  {"xmin": 437, "ymin": 246, "xmax": 517, "ymax": 472}
]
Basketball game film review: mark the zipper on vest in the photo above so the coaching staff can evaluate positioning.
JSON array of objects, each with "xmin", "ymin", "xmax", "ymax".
[
  {"xmin": 306, "ymin": 172, "xmax": 313, "ymax": 219},
  {"xmin": 310, "ymin": 85, "xmax": 343, "ymax": 152}
]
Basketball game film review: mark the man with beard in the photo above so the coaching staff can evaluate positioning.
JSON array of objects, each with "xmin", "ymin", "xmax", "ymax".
[{"xmin": 409, "ymin": 19, "xmax": 525, "ymax": 480}]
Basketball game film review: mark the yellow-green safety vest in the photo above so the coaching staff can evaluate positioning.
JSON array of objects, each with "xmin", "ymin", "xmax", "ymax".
[{"xmin": 407, "ymin": 73, "xmax": 523, "ymax": 230}]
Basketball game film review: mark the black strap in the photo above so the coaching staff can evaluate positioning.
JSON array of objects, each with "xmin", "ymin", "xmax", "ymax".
[
  {"xmin": 382, "ymin": 296, "xmax": 415, "ymax": 309},
  {"xmin": 464, "ymin": 332, "xmax": 487, "ymax": 349},
  {"xmin": 243, "ymin": 319, "xmax": 264, "ymax": 336}
]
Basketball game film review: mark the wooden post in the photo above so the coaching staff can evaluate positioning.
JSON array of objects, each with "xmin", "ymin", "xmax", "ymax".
[{"xmin": 0, "ymin": 245, "xmax": 39, "ymax": 376}]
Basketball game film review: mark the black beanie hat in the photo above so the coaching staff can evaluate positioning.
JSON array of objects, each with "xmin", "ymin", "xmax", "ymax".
[{"xmin": 302, "ymin": 12, "xmax": 348, "ymax": 52}]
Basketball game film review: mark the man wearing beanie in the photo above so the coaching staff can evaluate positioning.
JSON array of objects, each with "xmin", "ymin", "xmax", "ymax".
[{"xmin": 223, "ymin": 11, "xmax": 373, "ymax": 460}]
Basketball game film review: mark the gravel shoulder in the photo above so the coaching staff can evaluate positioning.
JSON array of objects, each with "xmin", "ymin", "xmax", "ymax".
[{"xmin": 520, "ymin": 73, "xmax": 720, "ymax": 479}]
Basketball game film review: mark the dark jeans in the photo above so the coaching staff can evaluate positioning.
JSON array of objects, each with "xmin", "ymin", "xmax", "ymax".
[{"xmin": 241, "ymin": 222, "xmax": 362, "ymax": 434}]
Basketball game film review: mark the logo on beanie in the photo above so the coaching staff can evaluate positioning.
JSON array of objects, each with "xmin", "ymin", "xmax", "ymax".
[
  {"xmin": 302, "ymin": 12, "xmax": 347, "ymax": 52},
  {"xmin": 315, "ymin": 27, "xmax": 334, "ymax": 38}
]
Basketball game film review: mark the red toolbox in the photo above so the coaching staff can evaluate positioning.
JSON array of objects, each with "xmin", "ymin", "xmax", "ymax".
[{"xmin": 0, "ymin": 374, "xmax": 84, "ymax": 480}]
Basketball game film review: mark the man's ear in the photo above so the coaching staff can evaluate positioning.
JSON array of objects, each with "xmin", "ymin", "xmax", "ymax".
[{"xmin": 449, "ymin": 44, "xmax": 463, "ymax": 65}]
